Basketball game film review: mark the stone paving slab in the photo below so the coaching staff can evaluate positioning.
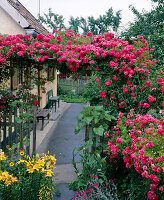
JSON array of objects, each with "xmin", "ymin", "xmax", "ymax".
[
  {"xmin": 53, "ymin": 183, "xmax": 76, "ymax": 200},
  {"xmin": 54, "ymin": 163, "xmax": 82, "ymax": 185}
]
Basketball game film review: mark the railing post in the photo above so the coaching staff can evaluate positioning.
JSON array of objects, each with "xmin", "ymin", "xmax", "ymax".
[
  {"xmin": 32, "ymin": 105, "xmax": 37, "ymax": 154},
  {"xmin": 3, "ymin": 111, "xmax": 7, "ymax": 151},
  {"xmin": 8, "ymin": 109, "xmax": 12, "ymax": 147},
  {"xmin": 19, "ymin": 105, "xmax": 23, "ymax": 151},
  {"xmin": 14, "ymin": 107, "xmax": 18, "ymax": 145}
]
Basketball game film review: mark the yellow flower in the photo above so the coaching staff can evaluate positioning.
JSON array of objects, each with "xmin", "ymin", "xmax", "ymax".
[
  {"xmin": 26, "ymin": 168, "xmax": 34, "ymax": 173},
  {"xmin": 17, "ymin": 160, "xmax": 27, "ymax": 164},
  {"xmin": 36, "ymin": 153, "xmax": 40, "ymax": 159},
  {"xmin": 0, "ymin": 152, "xmax": 7, "ymax": 161},
  {"xmin": 37, "ymin": 159, "xmax": 45, "ymax": 166},
  {"xmin": 20, "ymin": 151, "xmax": 24, "ymax": 156},
  {"xmin": 6, "ymin": 145, "xmax": 9, "ymax": 148},
  {"xmin": 33, "ymin": 164, "xmax": 41, "ymax": 171},
  {"xmin": 41, "ymin": 168, "xmax": 45, "ymax": 173},
  {"xmin": 45, "ymin": 169, "xmax": 54, "ymax": 177},
  {"xmin": 0, "ymin": 170, "xmax": 17, "ymax": 186},
  {"xmin": 12, "ymin": 177, "xmax": 18, "ymax": 183},
  {"xmin": 9, "ymin": 162, "xmax": 14, "ymax": 167}
]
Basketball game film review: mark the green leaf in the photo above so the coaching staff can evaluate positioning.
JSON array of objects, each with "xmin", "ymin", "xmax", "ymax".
[
  {"xmin": 77, "ymin": 112, "xmax": 83, "ymax": 120},
  {"xmin": 77, "ymin": 146, "xmax": 84, "ymax": 151},
  {"xmin": 23, "ymin": 138, "xmax": 30, "ymax": 146},
  {"xmin": 93, "ymin": 125, "xmax": 104, "ymax": 136},
  {"xmin": 75, "ymin": 120, "xmax": 86, "ymax": 132},
  {"xmin": 15, "ymin": 117, "xmax": 23, "ymax": 124},
  {"xmin": 74, "ymin": 128, "xmax": 80, "ymax": 134},
  {"xmin": 85, "ymin": 140, "xmax": 93, "ymax": 148},
  {"xmin": 104, "ymin": 114, "xmax": 116, "ymax": 121},
  {"xmin": 94, "ymin": 117, "xmax": 100, "ymax": 124},
  {"xmin": 85, "ymin": 117, "xmax": 93, "ymax": 124},
  {"xmin": 12, "ymin": 143, "xmax": 18, "ymax": 149}
]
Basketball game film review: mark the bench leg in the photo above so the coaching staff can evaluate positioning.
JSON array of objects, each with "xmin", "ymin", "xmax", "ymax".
[
  {"xmin": 48, "ymin": 101, "xmax": 52, "ymax": 108},
  {"xmin": 58, "ymin": 100, "xmax": 60, "ymax": 108},
  {"xmin": 47, "ymin": 113, "xmax": 50, "ymax": 125},
  {"xmin": 42, "ymin": 118, "xmax": 44, "ymax": 131},
  {"xmin": 55, "ymin": 102, "xmax": 57, "ymax": 112},
  {"xmin": 48, "ymin": 101, "xmax": 50, "ymax": 108}
]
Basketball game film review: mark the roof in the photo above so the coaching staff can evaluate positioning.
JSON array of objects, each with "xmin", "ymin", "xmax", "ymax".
[{"xmin": 6, "ymin": 0, "xmax": 48, "ymax": 35}]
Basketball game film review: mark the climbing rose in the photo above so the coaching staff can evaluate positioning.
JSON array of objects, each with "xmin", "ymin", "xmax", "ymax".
[
  {"xmin": 148, "ymin": 95, "xmax": 156, "ymax": 103},
  {"xmin": 37, "ymin": 33, "xmax": 44, "ymax": 41},
  {"xmin": 116, "ymin": 137, "xmax": 123, "ymax": 143},
  {"xmin": 112, "ymin": 77, "xmax": 118, "ymax": 81},
  {"xmin": 87, "ymin": 31, "xmax": 92, "ymax": 36}
]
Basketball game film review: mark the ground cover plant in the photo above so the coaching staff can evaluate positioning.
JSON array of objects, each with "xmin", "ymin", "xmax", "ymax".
[{"xmin": 71, "ymin": 174, "xmax": 119, "ymax": 200}]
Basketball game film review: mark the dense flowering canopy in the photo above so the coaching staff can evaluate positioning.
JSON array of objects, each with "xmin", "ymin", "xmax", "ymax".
[{"xmin": 0, "ymin": 30, "xmax": 163, "ymax": 114}]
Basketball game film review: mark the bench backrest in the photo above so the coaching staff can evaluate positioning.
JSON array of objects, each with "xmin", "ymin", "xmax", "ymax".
[{"xmin": 47, "ymin": 89, "xmax": 53, "ymax": 100}]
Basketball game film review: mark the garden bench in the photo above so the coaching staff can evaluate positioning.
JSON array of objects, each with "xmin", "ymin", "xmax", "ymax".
[
  {"xmin": 47, "ymin": 89, "xmax": 60, "ymax": 112},
  {"xmin": 36, "ymin": 109, "xmax": 51, "ymax": 131}
]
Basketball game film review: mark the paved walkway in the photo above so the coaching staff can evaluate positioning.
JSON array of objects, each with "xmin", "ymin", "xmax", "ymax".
[{"xmin": 36, "ymin": 103, "xmax": 85, "ymax": 200}]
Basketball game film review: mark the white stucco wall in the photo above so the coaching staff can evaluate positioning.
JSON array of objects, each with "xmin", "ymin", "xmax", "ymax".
[{"xmin": 0, "ymin": 6, "xmax": 26, "ymax": 35}]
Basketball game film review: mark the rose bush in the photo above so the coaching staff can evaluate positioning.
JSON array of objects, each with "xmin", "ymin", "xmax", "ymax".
[{"xmin": 106, "ymin": 111, "xmax": 164, "ymax": 199}]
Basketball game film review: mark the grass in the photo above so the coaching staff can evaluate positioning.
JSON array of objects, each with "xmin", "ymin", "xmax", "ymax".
[{"xmin": 59, "ymin": 94, "xmax": 89, "ymax": 103}]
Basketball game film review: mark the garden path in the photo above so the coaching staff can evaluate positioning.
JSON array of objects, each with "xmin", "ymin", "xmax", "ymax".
[{"xmin": 37, "ymin": 103, "xmax": 85, "ymax": 200}]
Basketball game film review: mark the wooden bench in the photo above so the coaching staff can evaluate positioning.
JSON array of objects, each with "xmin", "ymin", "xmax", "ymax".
[
  {"xmin": 36, "ymin": 109, "xmax": 51, "ymax": 131},
  {"xmin": 47, "ymin": 90, "xmax": 60, "ymax": 112}
]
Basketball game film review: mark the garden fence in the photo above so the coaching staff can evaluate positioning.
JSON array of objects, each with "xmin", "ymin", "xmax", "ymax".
[
  {"xmin": 57, "ymin": 76, "xmax": 89, "ymax": 95},
  {"xmin": 0, "ymin": 105, "xmax": 36, "ymax": 154}
]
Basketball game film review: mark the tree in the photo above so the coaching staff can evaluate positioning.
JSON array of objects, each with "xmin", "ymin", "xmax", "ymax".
[
  {"xmin": 68, "ymin": 16, "xmax": 80, "ymax": 33},
  {"xmin": 39, "ymin": 7, "xmax": 121, "ymax": 35},
  {"xmin": 78, "ymin": 17, "xmax": 90, "ymax": 34},
  {"xmin": 39, "ymin": 8, "xmax": 66, "ymax": 33},
  {"xmin": 121, "ymin": 2, "xmax": 164, "ymax": 65},
  {"xmin": 77, "ymin": 7, "xmax": 121, "ymax": 35}
]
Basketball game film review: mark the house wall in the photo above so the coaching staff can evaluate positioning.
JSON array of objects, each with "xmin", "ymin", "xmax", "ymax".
[
  {"xmin": 39, "ymin": 69, "xmax": 57, "ymax": 108},
  {"xmin": 0, "ymin": 6, "xmax": 25, "ymax": 35}
]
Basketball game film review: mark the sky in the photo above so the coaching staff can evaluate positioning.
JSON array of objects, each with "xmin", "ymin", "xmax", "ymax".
[{"xmin": 18, "ymin": 0, "xmax": 155, "ymax": 28}]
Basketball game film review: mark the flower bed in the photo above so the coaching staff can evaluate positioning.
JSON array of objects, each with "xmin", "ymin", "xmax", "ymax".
[
  {"xmin": 0, "ymin": 150, "xmax": 56, "ymax": 200},
  {"xmin": 71, "ymin": 175, "xmax": 118, "ymax": 200}
]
